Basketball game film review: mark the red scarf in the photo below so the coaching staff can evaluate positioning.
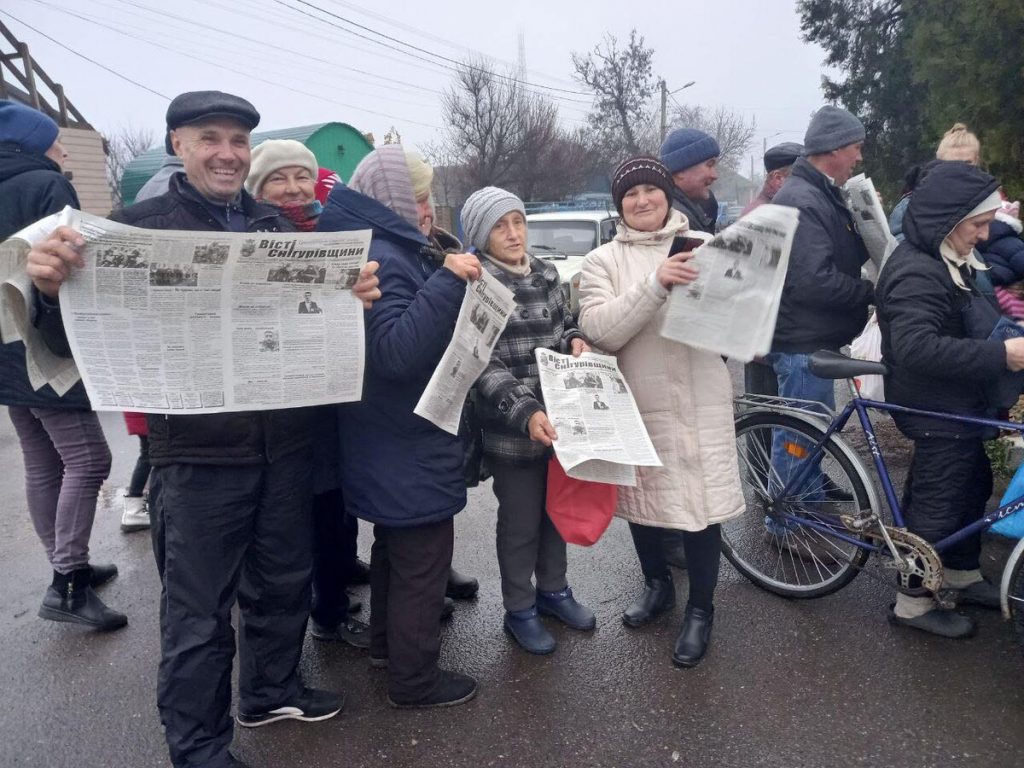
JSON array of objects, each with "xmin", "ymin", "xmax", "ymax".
[{"xmin": 271, "ymin": 200, "xmax": 322, "ymax": 231}]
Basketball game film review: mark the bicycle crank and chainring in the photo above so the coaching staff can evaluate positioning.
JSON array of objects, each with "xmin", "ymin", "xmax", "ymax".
[{"xmin": 864, "ymin": 527, "xmax": 943, "ymax": 595}]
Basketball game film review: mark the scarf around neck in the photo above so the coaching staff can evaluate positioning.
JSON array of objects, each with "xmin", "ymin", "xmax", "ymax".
[
  {"xmin": 483, "ymin": 251, "xmax": 531, "ymax": 277},
  {"xmin": 273, "ymin": 200, "xmax": 323, "ymax": 231}
]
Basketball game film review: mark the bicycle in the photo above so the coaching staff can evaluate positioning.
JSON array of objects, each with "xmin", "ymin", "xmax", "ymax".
[{"xmin": 724, "ymin": 350, "xmax": 1024, "ymax": 649}]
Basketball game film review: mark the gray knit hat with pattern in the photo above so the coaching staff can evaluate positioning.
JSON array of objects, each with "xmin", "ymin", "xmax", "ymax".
[{"xmin": 461, "ymin": 186, "xmax": 526, "ymax": 253}]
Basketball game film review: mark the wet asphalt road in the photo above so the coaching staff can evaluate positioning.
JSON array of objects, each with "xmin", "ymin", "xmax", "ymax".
[{"xmin": 1, "ymin": 390, "xmax": 1023, "ymax": 768}]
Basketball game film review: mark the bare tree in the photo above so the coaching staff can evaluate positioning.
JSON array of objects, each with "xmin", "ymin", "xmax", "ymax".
[
  {"xmin": 437, "ymin": 59, "xmax": 594, "ymax": 202},
  {"xmin": 572, "ymin": 30, "xmax": 658, "ymax": 161},
  {"xmin": 668, "ymin": 105, "xmax": 758, "ymax": 172},
  {"xmin": 441, "ymin": 58, "xmax": 522, "ymax": 190},
  {"xmin": 104, "ymin": 124, "xmax": 157, "ymax": 207}
]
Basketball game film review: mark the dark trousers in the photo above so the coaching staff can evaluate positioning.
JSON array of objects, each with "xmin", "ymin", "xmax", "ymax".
[
  {"xmin": 903, "ymin": 437, "xmax": 991, "ymax": 572},
  {"xmin": 491, "ymin": 458, "xmax": 568, "ymax": 612},
  {"xmin": 630, "ymin": 522, "xmax": 722, "ymax": 612},
  {"xmin": 370, "ymin": 517, "xmax": 453, "ymax": 701},
  {"xmin": 151, "ymin": 449, "xmax": 314, "ymax": 768},
  {"xmin": 127, "ymin": 435, "xmax": 150, "ymax": 496},
  {"xmin": 310, "ymin": 487, "xmax": 359, "ymax": 628}
]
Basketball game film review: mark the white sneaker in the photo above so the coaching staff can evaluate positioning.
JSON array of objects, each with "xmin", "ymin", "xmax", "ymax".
[{"xmin": 121, "ymin": 495, "xmax": 150, "ymax": 532}]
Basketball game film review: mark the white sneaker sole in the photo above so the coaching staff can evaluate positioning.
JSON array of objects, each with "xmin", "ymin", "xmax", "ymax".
[{"xmin": 235, "ymin": 705, "xmax": 342, "ymax": 728}]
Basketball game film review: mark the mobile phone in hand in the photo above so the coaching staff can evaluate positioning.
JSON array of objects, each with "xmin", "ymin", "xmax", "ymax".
[{"xmin": 668, "ymin": 236, "xmax": 706, "ymax": 256}]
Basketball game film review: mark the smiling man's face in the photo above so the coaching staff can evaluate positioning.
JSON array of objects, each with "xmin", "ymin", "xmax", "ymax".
[{"xmin": 171, "ymin": 118, "xmax": 251, "ymax": 202}]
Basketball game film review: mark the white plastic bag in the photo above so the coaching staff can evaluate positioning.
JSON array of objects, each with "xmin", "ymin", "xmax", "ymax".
[{"xmin": 850, "ymin": 313, "xmax": 885, "ymax": 401}]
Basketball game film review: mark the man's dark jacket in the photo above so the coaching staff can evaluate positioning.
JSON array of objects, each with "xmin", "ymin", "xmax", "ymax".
[
  {"xmin": 0, "ymin": 143, "xmax": 91, "ymax": 409},
  {"xmin": 771, "ymin": 157, "xmax": 873, "ymax": 353},
  {"xmin": 876, "ymin": 161, "xmax": 1006, "ymax": 438},
  {"xmin": 63, "ymin": 172, "xmax": 311, "ymax": 465},
  {"xmin": 670, "ymin": 187, "xmax": 716, "ymax": 235}
]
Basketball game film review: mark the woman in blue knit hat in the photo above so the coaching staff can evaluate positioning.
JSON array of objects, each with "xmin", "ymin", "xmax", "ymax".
[
  {"xmin": 462, "ymin": 186, "xmax": 597, "ymax": 655},
  {"xmin": 0, "ymin": 99, "xmax": 125, "ymax": 632}
]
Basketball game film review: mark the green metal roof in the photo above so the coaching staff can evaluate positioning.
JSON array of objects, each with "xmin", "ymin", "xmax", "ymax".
[{"xmin": 120, "ymin": 122, "xmax": 372, "ymax": 205}]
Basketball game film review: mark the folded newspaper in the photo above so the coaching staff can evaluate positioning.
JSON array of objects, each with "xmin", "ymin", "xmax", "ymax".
[
  {"xmin": 1, "ymin": 206, "xmax": 372, "ymax": 413},
  {"xmin": 535, "ymin": 350, "xmax": 661, "ymax": 485},
  {"xmin": 844, "ymin": 173, "xmax": 898, "ymax": 268},
  {"xmin": 660, "ymin": 203, "xmax": 799, "ymax": 362},
  {"xmin": 414, "ymin": 270, "xmax": 515, "ymax": 435},
  {"xmin": 0, "ymin": 207, "xmax": 83, "ymax": 395}
]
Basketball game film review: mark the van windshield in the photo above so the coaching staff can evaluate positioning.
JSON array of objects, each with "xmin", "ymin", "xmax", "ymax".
[{"xmin": 528, "ymin": 221, "xmax": 599, "ymax": 256}]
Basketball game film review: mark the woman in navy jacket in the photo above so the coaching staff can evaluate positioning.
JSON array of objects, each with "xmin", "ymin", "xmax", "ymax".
[{"xmin": 316, "ymin": 146, "xmax": 480, "ymax": 709}]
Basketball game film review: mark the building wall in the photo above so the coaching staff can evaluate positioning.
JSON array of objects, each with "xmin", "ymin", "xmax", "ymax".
[{"xmin": 59, "ymin": 127, "xmax": 113, "ymax": 215}]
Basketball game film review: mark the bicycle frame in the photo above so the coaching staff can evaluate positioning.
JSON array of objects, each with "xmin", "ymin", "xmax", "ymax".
[{"xmin": 753, "ymin": 379, "xmax": 1024, "ymax": 556}]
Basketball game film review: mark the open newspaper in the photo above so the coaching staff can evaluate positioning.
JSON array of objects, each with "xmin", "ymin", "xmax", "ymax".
[
  {"xmin": 414, "ymin": 270, "xmax": 515, "ymax": 434},
  {"xmin": 535, "ymin": 350, "xmax": 661, "ymax": 485},
  {"xmin": 1, "ymin": 206, "xmax": 372, "ymax": 413},
  {"xmin": 660, "ymin": 203, "xmax": 799, "ymax": 362},
  {"xmin": 845, "ymin": 173, "xmax": 898, "ymax": 269}
]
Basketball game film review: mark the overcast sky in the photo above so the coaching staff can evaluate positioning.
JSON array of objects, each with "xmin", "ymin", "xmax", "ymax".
[{"xmin": 3, "ymin": 0, "xmax": 830, "ymax": 175}]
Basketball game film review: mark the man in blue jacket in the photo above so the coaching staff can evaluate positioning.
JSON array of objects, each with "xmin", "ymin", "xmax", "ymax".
[
  {"xmin": 766, "ymin": 106, "xmax": 873, "ymax": 508},
  {"xmin": 26, "ymin": 91, "xmax": 380, "ymax": 768}
]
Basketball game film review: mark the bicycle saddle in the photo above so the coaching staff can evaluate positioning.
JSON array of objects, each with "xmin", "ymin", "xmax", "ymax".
[{"xmin": 808, "ymin": 350, "xmax": 889, "ymax": 380}]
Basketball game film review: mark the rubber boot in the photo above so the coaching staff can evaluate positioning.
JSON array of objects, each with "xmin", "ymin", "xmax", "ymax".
[{"xmin": 38, "ymin": 569, "xmax": 128, "ymax": 631}]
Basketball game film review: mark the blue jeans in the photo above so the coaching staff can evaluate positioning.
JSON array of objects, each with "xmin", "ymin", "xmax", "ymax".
[{"xmin": 763, "ymin": 352, "xmax": 836, "ymax": 532}]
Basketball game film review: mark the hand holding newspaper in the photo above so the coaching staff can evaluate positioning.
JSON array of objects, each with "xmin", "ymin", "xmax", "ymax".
[
  {"xmin": 3, "ymin": 206, "xmax": 373, "ymax": 413},
  {"xmin": 535, "ymin": 350, "xmax": 661, "ymax": 485},
  {"xmin": 844, "ymin": 173, "xmax": 898, "ymax": 269},
  {"xmin": 660, "ymin": 203, "xmax": 799, "ymax": 362},
  {"xmin": 414, "ymin": 269, "xmax": 515, "ymax": 434}
]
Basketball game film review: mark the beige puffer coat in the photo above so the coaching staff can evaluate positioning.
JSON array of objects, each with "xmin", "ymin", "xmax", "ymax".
[{"xmin": 577, "ymin": 210, "xmax": 744, "ymax": 531}]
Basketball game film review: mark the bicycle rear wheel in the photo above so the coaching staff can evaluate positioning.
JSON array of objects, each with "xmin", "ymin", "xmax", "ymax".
[
  {"xmin": 1008, "ymin": 548, "xmax": 1024, "ymax": 656},
  {"xmin": 723, "ymin": 410, "xmax": 873, "ymax": 598}
]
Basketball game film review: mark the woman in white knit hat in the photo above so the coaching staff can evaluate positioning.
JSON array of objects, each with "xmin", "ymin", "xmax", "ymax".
[
  {"xmin": 462, "ymin": 186, "xmax": 596, "ymax": 655},
  {"xmin": 245, "ymin": 139, "xmax": 321, "ymax": 230}
]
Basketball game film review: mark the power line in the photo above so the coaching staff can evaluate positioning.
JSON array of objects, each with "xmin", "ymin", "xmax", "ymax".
[
  {"xmin": 271, "ymin": 0, "xmax": 595, "ymax": 104},
  {"xmin": 103, "ymin": 0, "xmax": 451, "ymax": 99},
  {"xmin": 316, "ymin": 0, "xmax": 582, "ymax": 91},
  {"xmin": 0, "ymin": 8, "xmax": 169, "ymax": 100},
  {"xmin": 55, "ymin": 0, "xmax": 440, "ymax": 110},
  {"xmin": 21, "ymin": 1, "xmax": 443, "ymax": 129}
]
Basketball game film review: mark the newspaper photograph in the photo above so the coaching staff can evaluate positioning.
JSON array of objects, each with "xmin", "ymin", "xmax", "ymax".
[
  {"xmin": 535, "ymin": 350, "xmax": 661, "ymax": 486},
  {"xmin": 659, "ymin": 203, "xmax": 799, "ymax": 363},
  {"xmin": 845, "ymin": 173, "xmax": 898, "ymax": 269},
  {"xmin": 0, "ymin": 207, "xmax": 83, "ymax": 395},
  {"xmin": 414, "ymin": 269, "xmax": 515, "ymax": 434},
  {"xmin": 3, "ymin": 206, "xmax": 372, "ymax": 414}
]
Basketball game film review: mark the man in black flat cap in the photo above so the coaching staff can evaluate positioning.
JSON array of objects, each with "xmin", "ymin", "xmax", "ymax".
[
  {"xmin": 741, "ymin": 141, "xmax": 804, "ymax": 216},
  {"xmin": 26, "ymin": 90, "xmax": 381, "ymax": 768}
]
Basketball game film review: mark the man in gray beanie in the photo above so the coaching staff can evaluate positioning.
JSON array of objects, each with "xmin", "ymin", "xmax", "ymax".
[
  {"xmin": 762, "ymin": 105, "xmax": 873, "ymax": 530},
  {"xmin": 659, "ymin": 127, "xmax": 721, "ymax": 234}
]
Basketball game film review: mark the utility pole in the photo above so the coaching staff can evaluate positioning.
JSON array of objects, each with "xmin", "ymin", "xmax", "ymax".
[{"xmin": 659, "ymin": 79, "xmax": 668, "ymax": 144}]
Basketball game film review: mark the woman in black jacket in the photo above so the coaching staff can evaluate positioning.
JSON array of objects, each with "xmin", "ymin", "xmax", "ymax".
[{"xmin": 876, "ymin": 161, "xmax": 1024, "ymax": 639}]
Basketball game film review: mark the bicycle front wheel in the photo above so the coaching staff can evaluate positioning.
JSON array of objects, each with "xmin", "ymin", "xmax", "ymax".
[{"xmin": 723, "ymin": 410, "xmax": 873, "ymax": 598}]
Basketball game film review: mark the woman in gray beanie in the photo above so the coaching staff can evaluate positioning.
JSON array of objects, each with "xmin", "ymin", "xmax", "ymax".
[{"xmin": 463, "ymin": 186, "xmax": 597, "ymax": 655}]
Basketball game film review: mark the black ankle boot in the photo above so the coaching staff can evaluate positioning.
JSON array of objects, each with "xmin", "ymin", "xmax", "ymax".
[
  {"xmin": 38, "ymin": 569, "xmax": 128, "ymax": 631},
  {"xmin": 622, "ymin": 574, "xmax": 675, "ymax": 628},
  {"xmin": 672, "ymin": 605, "xmax": 713, "ymax": 668}
]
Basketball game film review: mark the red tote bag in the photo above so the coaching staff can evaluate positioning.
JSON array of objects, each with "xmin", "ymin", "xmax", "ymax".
[{"xmin": 545, "ymin": 456, "xmax": 618, "ymax": 547}]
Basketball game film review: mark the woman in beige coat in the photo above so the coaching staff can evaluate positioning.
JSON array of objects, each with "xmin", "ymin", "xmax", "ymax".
[{"xmin": 578, "ymin": 156, "xmax": 744, "ymax": 667}]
